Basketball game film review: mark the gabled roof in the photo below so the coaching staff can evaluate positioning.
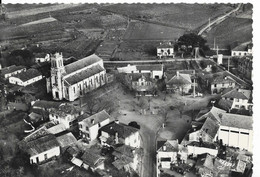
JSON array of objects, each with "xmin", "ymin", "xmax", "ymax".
[
  {"xmin": 136, "ymin": 64, "xmax": 163, "ymax": 71},
  {"xmin": 47, "ymin": 123, "xmax": 67, "ymax": 135},
  {"xmin": 100, "ymin": 121, "xmax": 139, "ymax": 139},
  {"xmin": 56, "ymin": 132, "xmax": 77, "ymax": 148},
  {"xmin": 167, "ymin": 73, "xmax": 192, "ymax": 85},
  {"xmin": 196, "ymin": 153, "xmax": 215, "ymax": 171},
  {"xmin": 196, "ymin": 106, "xmax": 226, "ymax": 122},
  {"xmin": 128, "ymin": 73, "xmax": 152, "ymax": 82},
  {"xmin": 81, "ymin": 149, "xmax": 105, "ymax": 167},
  {"xmin": 112, "ymin": 144, "xmax": 135, "ymax": 159},
  {"xmin": 217, "ymin": 99, "xmax": 233, "ymax": 111},
  {"xmin": 23, "ymin": 134, "xmax": 59, "ymax": 156},
  {"xmin": 187, "ymin": 141, "xmax": 217, "ymax": 149},
  {"xmin": 65, "ymin": 54, "xmax": 102, "ymax": 74},
  {"xmin": 64, "ymin": 64, "xmax": 105, "ymax": 85},
  {"xmin": 222, "ymin": 88, "xmax": 248, "ymax": 100},
  {"xmin": 12, "ymin": 68, "xmax": 42, "ymax": 82},
  {"xmin": 49, "ymin": 103, "xmax": 82, "ymax": 117},
  {"xmin": 78, "ymin": 110, "xmax": 111, "ymax": 127},
  {"xmin": 32, "ymin": 100, "xmax": 62, "ymax": 110},
  {"xmin": 0, "ymin": 65, "xmax": 26, "ymax": 75},
  {"xmin": 200, "ymin": 117, "xmax": 220, "ymax": 139},
  {"xmin": 220, "ymin": 113, "xmax": 253, "ymax": 130},
  {"xmin": 157, "ymin": 140, "xmax": 179, "ymax": 152},
  {"xmin": 211, "ymin": 75, "xmax": 235, "ymax": 84},
  {"xmin": 157, "ymin": 42, "xmax": 174, "ymax": 48},
  {"xmin": 232, "ymin": 42, "xmax": 252, "ymax": 52}
]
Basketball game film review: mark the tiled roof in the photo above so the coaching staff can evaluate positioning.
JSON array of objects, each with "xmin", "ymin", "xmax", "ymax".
[
  {"xmin": 65, "ymin": 54, "xmax": 102, "ymax": 74},
  {"xmin": 167, "ymin": 73, "xmax": 191, "ymax": 85},
  {"xmin": 200, "ymin": 118, "xmax": 220, "ymax": 139},
  {"xmin": 49, "ymin": 103, "xmax": 82, "ymax": 117},
  {"xmin": 187, "ymin": 141, "xmax": 217, "ymax": 149},
  {"xmin": 24, "ymin": 134, "xmax": 59, "ymax": 156},
  {"xmin": 157, "ymin": 42, "xmax": 174, "ymax": 48},
  {"xmin": 196, "ymin": 106, "xmax": 226, "ymax": 122},
  {"xmin": 196, "ymin": 153, "xmax": 215, "ymax": 170},
  {"xmin": 220, "ymin": 113, "xmax": 253, "ymax": 130},
  {"xmin": 81, "ymin": 149, "xmax": 105, "ymax": 167},
  {"xmin": 112, "ymin": 144, "xmax": 135, "ymax": 159},
  {"xmin": 78, "ymin": 110, "xmax": 111, "ymax": 127},
  {"xmin": 64, "ymin": 64, "xmax": 104, "ymax": 85},
  {"xmin": 157, "ymin": 140, "xmax": 179, "ymax": 152},
  {"xmin": 211, "ymin": 75, "xmax": 235, "ymax": 84},
  {"xmin": 0, "ymin": 65, "xmax": 26, "ymax": 75},
  {"xmin": 100, "ymin": 121, "xmax": 139, "ymax": 139},
  {"xmin": 56, "ymin": 132, "xmax": 77, "ymax": 148},
  {"xmin": 136, "ymin": 64, "xmax": 163, "ymax": 71},
  {"xmin": 32, "ymin": 100, "xmax": 62, "ymax": 109},
  {"xmin": 232, "ymin": 42, "xmax": 252, "ymax": 51},
  {"xmin": 217, "ymin": 99, "xmax": 233, "ymax": 111},
  {"xmin": 12, "ymin": 68, "xmax": 42, "ymax": 82},
  {"xmin": 222, "ymin": 89, "xmax": 248, "ymax": 100},
  {"xmin": 128, "ymin": 73, "xmax": 152, "ymax": 82}
]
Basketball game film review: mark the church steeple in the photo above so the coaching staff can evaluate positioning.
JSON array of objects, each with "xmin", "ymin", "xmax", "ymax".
[{"xmin": 50, "ymin": 52, "xmax": 65, "ymax": 100}]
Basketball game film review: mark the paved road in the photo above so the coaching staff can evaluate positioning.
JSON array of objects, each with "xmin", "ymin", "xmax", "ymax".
[{"xmin": 198, "ymin": 3, "xmax": 242, "ymax": 35}]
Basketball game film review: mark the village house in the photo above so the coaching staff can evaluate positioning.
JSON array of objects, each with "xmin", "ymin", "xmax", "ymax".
[
  {"xmin": 46, "ymin": 53, "xmax": 107, "ymax": 101},
  {"xmin": 237, "ymin": 57, "xmax": 252, "ymax": 80},
  {"xmin": 195, "ymin": 153, "xmax": 215, "ymax": 177},
  {"xmin": 218, "ymin": 88, "xmax": 252, "ymax": 111},
  {"xmin": 34, "ymin": 53, "xmax": 50, "ymax": 63},
  {"xmin": 157, "ymin": 42, "xmax": 174, "ymax": 58},
  {"xmin": 78, "ymin": 110, "xmax": 111, "ymax": 142},
  {"xmin": 165, "ymin": 71, "xmax": 192, "ymax": 94},
  {"xmin": 21, "ymin": 134, "xmax": 60, "ymax": 164},
  {"xmin": 210, "ymin": 75, "xmax": 236, "ymax": 94},
  {"xmin": 56, "ymin": 132, "xmax": 78, "ymax": 152},
  {"xmin": 216, "ymin": 113, "xmax": 253, "ymax": 152},
  {"xmin": 186, "ymin": 141, "xmax": 218, "ymax": 157},
  {"xmin": 126, "ymin": 73, "xmax": 157, "ymax": 96},
  {"xmin": 118, "ymin": 64, "xmax": 164, "ymax": 79},
  {"xmin": 9, "ymin": 68, "xmax": 43, "ymax": 87},
  {"xmin": 99, "ymin": 121, "xmax": 141, "ymax": 148},
  {"xmin": 81, "ymin": 149, "xmax": 105, "ymax": 171},
  {"xmin": 191, "ymin": 106, "xmax": 253, "ymax": 152},
  {"xmin": 0, "ymin": 65, "xmax": 26, "ymax": 79},
  {"xmin": 231, "ymin": 42, "xmax": 253, "ymax": 57},
  {"xmin": 112, "ymin": 144, "xmax": 141, "ymax": 172},
  {"xmin": 49, "ymin": 103, "xmax": 83, "ymax": 129}
]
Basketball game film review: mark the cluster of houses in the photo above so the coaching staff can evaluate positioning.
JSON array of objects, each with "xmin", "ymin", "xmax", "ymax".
[
  {"xmin": 21, "ymin": 99, "xmax": 142, "ymax": 175},
  {"xmin": 157, "ymin": 104, "xmax": 253, "ymax": 177}
]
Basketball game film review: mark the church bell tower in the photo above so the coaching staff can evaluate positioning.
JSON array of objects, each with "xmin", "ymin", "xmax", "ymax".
[{"xmin": 50, "ymin": 52, "xmax": 65, "ymax": 100}]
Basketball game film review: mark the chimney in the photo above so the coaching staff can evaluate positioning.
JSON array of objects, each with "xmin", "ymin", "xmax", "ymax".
[
  {"xmin": 176, "ymin": 71, "xmax": 179, "ymax": 77},
  {"xmin": 163, "ymin": 145, "xmax": 166, "ymax": 151},
  {"xmin": 115, "ymin": 131, "xmax": 119, "ymax": 144},
  {"xmin": 91, "ymin": 119, "xmax": 95, "ymax": 124}
]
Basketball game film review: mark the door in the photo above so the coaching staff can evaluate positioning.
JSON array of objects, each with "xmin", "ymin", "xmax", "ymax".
[
  {"xmin": 55, "ymin": 92, "xmax": 59, "ymax": 99},
  {"xmin": 36, "ymin": 157, "xmax": 39, "ymax": 164}
]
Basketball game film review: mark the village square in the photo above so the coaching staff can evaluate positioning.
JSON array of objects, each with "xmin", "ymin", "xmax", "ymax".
[{"xmin": 0, "ymin": 3, "xmax": 254, "ymax": 177}]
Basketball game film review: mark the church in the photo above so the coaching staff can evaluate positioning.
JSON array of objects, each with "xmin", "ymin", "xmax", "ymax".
[{"xmin": 46, "ymin": 53, "xmax": 107, "ymax": 101}]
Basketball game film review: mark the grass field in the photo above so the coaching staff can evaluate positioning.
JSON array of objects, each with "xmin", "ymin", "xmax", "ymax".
[
  {"xmin": 101, "ymin": 3, "xmax": 234, "ymax": 30},
  {"xmin": 123, "ymin": 21, "xmax": 185, "ymax": 40},
  {"xmin": 205, "ymin": 17, "xmax": 253, "ymax": 49}
]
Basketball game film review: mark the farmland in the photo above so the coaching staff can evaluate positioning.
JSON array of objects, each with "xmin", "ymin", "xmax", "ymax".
[
  {"xmin": 100, "ymin": 3, "xmax": 235, "ymax": 30},
  {"xmin": 204, "ymin": 17, "xmax": 253, "ymax": 49},
  {"xmin": 123, "ymin": 21, "xmax": 185, "ymax": 40}
]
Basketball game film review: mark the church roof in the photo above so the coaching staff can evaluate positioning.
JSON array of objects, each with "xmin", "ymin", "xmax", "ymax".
[
  {"xmin": 64, "ymin": 54, "xmax": 102, "ymax": 74},
  {"xmin": 64, "ymin": 64, "xmax": 105, "ymax": 85}
]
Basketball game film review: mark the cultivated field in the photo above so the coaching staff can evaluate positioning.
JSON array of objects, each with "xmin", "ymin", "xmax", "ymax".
[
  {"xmin": 123, "ymin": 21, "xmax": 185, "ymax": 40},
  {"xmin": 205, "ymin": 17, "xmax": 253, "ymax": 49},
  {"xmin": 100, "ymin": 3, "xmax": 235, "ymax": 30}
]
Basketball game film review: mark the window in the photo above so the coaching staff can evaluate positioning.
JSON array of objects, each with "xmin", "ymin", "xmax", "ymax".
[
  {"xmin": 235, "ymin": 105, "xmax": 239, "ymax": 108},
  {"xmin": 240, "ymin": 132, "xmax": 249, "ymax": 135},
  {"xmin": 220, "ymin": 129, "xmax": 229, "ymax": 132},
  {"xmin": 214, "ymin": 84, "xmax": 217, "ymax": 87},
  {"xmin": 230, "ymin": 130, "xmax": 239, "ymax": 133},
  {"xmin": 96, "ymin": 76, "xmax": 98, "ymax": 82},
  {"xmin": 44, "ymin": 154, "xmax": 47, "ymax": 160},
  {"xmin": 239, "ymin": 53, "xmax": 241, "ymax": 56},
  {"xmin": 98, "ymin": 123, "xmax": 101, "ymax": 127},
  {"xmin": 222, "ymin": 83, "xmax": 224, "ymax": 86},
  {"xmin": 79, "ymin": 124, "xmax": 82, "ymax": 128},
  {"xmin": 74, "ymin": 87, "xmax": 76, "ymax": 93},
  {"xmin": 86, "ymin": 127, "xmax": 89, "ymax": 131}
]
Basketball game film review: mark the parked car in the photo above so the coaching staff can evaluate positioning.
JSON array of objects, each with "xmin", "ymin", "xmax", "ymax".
[{"xmin": 170, "ymin": 165, "xmax": 186, "ymax": 175}]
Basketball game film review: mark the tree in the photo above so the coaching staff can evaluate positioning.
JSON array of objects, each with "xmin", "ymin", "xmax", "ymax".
[
  {"xmin": 177, "ymin": 33, "xmax": 209, "ymax": 54},
  {"xmin": 128, "ymin": 121, "xmax": 140, "ymax": 129},
  {"xmin": 7, "ymin": 49, "xmax": 34, "ymax": 67}
]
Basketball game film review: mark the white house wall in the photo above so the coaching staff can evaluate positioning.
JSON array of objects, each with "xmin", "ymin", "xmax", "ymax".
[
  {"xmin": 30, "ymin": 146, "xmax": 60, "ymax": 164},
  {"xmin": 187, "ymin": 145, "xmax": 218, "ymax": 157},
  {"xmin": 125, "ymin": 132, "xmax": 141, "ymax": 148}
]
